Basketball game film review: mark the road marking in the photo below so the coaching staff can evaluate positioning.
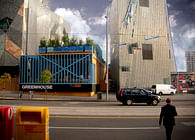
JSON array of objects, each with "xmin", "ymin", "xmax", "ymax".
[
  {"xmin": 181, "ymin": 122, "xmax": 195, "ymax": 126},
  {"xmin": 49, "ymin": 126, "xmax": 160, "ymax": 130},
  {"xmin": 50, "ymin": 115, "xmax": 195, "ymax": 119}
]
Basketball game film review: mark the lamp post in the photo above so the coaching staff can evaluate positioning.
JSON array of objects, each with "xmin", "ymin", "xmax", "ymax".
[{"xmin": 105, "ymin": 15, "xmax": 109, "ymax": 101}]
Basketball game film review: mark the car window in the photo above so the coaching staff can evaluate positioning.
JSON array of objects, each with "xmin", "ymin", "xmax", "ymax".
[
  {"xmin": 170, "ymin": 86, "xmax": 175, "ymax": 89},
  {"xmin": 131, "ymin": 89, "xmax": 140, "ymax": 94},
  {"xmin": 140, "ymin": 90, "xmax": 146, "ymax": 95}
]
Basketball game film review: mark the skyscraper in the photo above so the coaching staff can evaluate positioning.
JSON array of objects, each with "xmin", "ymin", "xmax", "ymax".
[
  {"xmin": 110, "ymin": 0, "xmax": 176, "ymax": 90},
  {"xmin": 186, "ymin": 51, "xmax": 195, "ymax": 72}
]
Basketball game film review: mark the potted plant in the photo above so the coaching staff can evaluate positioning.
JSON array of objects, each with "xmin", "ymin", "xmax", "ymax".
[
  {"xmin": 39, "ymin": 37, "xmax": 47, "ymax": 53},
  {"xmin": 77, "ymin": 39, "xmax": 83, "ymax": 51},
  {"xmin": 47, "ymin": 39, "xmax": 56, "ymax": 52},
  {"xmin": 62, "ymin": 34, "xmax": 69, "ymax": 46},
  {"xmin": 85, "ymin": 37, "xmax": 94, "ymax": 52}
]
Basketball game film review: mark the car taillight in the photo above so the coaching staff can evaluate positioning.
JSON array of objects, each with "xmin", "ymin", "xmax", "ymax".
[{"xmin": 121, "ymin": 90, "xmax": 124, "ymax": 96}]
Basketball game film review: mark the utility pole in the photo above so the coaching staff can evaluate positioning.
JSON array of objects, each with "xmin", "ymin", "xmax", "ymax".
[
  {"xmin": 25, "ymin": 1, "xmax": 29, "ymax": 55},
  {"xmin": 105, "ymin": 15, "xmax": 109, "ymax": 101}
]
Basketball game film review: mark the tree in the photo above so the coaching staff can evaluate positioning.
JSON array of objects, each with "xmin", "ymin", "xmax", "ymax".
[
  {"xmin": 40, "ymin": 70, "xmax": 52, "ymax": 83},
  {"xmin": 62, "ymin": 34, "xmax": 69, "ymax": 46}
]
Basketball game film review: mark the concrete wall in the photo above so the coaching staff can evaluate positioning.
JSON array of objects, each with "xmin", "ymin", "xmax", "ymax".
[
  {"xmin": 110, "ymin": 0, "xmax": 176, "ymax": 90},
  {"xmin": 0, "ymin": 0, "xmax": 70, "ymax": 68}
]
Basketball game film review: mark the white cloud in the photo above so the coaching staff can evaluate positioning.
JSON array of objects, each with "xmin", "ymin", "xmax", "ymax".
[
  {"xmin": 88, "ymin": 16, "xmax": 106, "ymax": 26},
  {"xmin": 88, "ymin": 6, "xmax": 110, "ymax": 26},
  {"xmin": 169, "ymin": 15, "xmax": 177, "ymax": 28},
  {"xmin": 167, "ymin": 3, "xmax": 171, "ymax": 8},
  {"xmin": 184, "ymin": 28, "xmax": 195, "ymax": 39},
  {"xmin": 54, "ymin": 8, "xmax": 109, "ymax": 61},
  {"xmin": 174, "ymin": 47, "xmax": 186, "ymax": 72},
  {"xmin": 55, "ymin": 8, "xmax": 91, "ymax": 40},
  {"xmin": 172, "ymin": 24, "xmax": 195, "ymax": 71}
]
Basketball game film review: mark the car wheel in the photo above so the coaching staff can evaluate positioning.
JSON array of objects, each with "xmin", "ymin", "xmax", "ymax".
[
  {"xmin": 152, "ymin": 99, "xmax": 158, "ymax": 106},
  {"xmin": 170, "ymin": 92, "xmax": 174, "ymax": 95},
  {"xmin": 159, "ymin": 92, "xmax": 162, "ymax": 96},
  {"xmin": 126, "ymin": 99, "xmax": 133, "ymax": 105}
]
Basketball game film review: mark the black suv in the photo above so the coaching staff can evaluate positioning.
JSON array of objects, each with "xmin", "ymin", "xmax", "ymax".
[{"xmin": 116, "ymin": 88, "xmax": 161, "ymax": 106}]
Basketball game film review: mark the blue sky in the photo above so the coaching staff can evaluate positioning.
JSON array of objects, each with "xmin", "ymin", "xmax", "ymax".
[{"xmin": 51, "ymin": 0, "xmax": 195, "ymax": 72}]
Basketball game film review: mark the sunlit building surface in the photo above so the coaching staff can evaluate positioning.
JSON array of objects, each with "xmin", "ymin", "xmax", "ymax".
[
  {"xmin": 186, "ymin": 51, "xmax": 195, "ymax": 72},
  {"xmin": 110, "ymin": 0, "xmax": 176, "ymax": 90},
  {"xmin": 0, "ymin": 0, "xmax": 70, "ymax": 75}
]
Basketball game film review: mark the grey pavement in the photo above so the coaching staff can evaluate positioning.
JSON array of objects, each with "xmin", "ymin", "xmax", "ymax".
[
  {"xmin": 0, "ymin": 90, "xmax": 195, "ymax": 102},
  {"xmin": 1, "ymin": 91, "xmax": 195, "ymax": 116}
]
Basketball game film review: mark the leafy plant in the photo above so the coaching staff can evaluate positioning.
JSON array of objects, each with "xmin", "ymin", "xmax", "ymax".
[
  {"xmin": 62, "ymin": 34, "xmax": 69, "ymax": 46},
  {"xmin": 79, "ymin": 39, "xmax": 83, "ymax": 46},
  {"xmin": 86, "ymin": 37, "xmax": 94, "ymax": 46},
  {"xmin": 55, "ymin": 39, "xmax": 60, "ymax": 46},
  {"xmin": 69, "ymin": 36, "xmax": 77, "ymax": 46},
  {"xmin": 39, "ymin": 38, "xmax": 47, "ymax": 48},
  {"xmin": 40, "ymin": 70, "xmax": 52, "ymax": 83},
  {"xmin": 0, "ymin": 72, "xmax": 11, "ymax": 80},
  {"xmin": 48, "ymin": 39, "xmax": 56, "ymax": 47},
  {"xmin": 0, "ymin": 73, "xmax": 11, "ymax": 84}
]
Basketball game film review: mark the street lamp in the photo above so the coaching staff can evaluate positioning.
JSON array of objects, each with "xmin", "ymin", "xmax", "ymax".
[{"xmin": 105, "ymin": 15, "xmax": 109, "ymax": 101}]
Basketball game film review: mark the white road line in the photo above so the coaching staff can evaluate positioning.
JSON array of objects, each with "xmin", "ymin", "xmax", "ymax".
[
  {"xmin": 181, "ymin": 122, "xmax": 195, "ymax": 126},
  {"xmin": 49, "ymin": 126, "xmax": 160, "ymax": 130}
]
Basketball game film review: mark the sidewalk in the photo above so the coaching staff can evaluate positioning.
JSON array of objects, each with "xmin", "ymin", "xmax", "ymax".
[
  {"xmin": 0, "ymin": 91, "xmax": 118, "ymax": 102},
  {"xmin": 0, "ymin": 91, "xmax": 195, "ymax": 102}
]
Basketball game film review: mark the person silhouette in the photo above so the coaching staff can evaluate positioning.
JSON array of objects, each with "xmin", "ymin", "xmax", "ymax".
[{"xmin": 159, "ymin": 98, "xmax": 177, "ymax": 140}]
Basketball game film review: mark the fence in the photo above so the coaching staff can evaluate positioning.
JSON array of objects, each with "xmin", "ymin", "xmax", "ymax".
[{"xmin": 0, "ymin": 78, "xmax": 19, "ymax": 91}]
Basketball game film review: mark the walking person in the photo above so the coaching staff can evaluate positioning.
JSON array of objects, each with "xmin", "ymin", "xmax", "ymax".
[{"xmin": 159, "ymin": 98, "xmax": 177, "ymax": 140}]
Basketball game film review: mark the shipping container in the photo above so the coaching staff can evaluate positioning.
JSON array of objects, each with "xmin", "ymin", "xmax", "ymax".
[{"xmin": 19, "ymin": 46, "xmax": 105, "ymax": 96}]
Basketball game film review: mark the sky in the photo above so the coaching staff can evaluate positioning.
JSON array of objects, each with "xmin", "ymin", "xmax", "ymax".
[{"xmin": 50, "ymin": 0, "xmax": 195, "ymax": 72}]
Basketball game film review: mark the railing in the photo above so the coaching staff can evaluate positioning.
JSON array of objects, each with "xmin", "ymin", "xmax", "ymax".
[{"xmin": 19, "ymin": 54, "xmax": 94, "ymax": 84}]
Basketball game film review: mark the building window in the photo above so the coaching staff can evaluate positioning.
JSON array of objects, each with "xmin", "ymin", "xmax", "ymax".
[
  {"xmin": 139, "ymin": 0, "xmax": 149, "ymax": 7},
  {"xmin": 121, "ymin": 66, "xmax": 130, "ymax": 72},
  {"xmin": 0, "ymin": 17, "xmax": 13, "ymax": 32},
  {"xmin": 128, "ymin": 43, "xmax": 138, "ymax": 54},
  {"xmin": 142, "ymin": 44, "xmax": 153, "ymax": 60}
]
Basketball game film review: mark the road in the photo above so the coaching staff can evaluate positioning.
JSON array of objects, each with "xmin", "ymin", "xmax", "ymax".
[
  {"xmin": 0, "ymin": 93, "xmax": 195, "ymax": 139},
  {"xmin": 50, "ymin": 115, "xmax": 195, "ymax": 140}
]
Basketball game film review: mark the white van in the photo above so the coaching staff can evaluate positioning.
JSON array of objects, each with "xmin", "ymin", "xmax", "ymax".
[{"xmin": 151, "ymin": 84, "xmax": 176, "ymax": 95}]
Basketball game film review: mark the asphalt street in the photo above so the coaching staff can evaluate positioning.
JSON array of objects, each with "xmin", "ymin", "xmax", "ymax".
[
  {"xmin": 0, "ymin": 93, "xmax": 195, "ymax": 140},
  {"xmin": 49, "ymin": 116, "xmax": 195, "ymax": 140}
]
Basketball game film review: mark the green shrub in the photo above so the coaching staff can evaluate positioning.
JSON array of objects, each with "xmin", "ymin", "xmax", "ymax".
[
  {"xmin": 40, "ymin": 70, "xmax": 52, "ymax": 83},
  {"xmin": 62, "ymin": 34, "xmax": 69, "ymax": 46},
  {"xmin": 39, "ymin": 38, "xmax": 47, "ymax": 48}
]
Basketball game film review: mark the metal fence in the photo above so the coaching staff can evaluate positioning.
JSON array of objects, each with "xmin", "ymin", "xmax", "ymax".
[{"xmin": 19, "ymin": 53, "xmax": 94, "ymax": 84}]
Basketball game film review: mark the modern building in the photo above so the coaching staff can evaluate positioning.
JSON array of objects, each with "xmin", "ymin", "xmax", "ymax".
[
  {"xmin": 0, "ymin": 0, "xmax": 70, "ymax": 76},
  {"xmin": 110, "ymin": 0, "xmax": 176, "ymax": 90},
  {"xmin": 186, "ymin": 51, "xmax": 195, "ymax": 72}
]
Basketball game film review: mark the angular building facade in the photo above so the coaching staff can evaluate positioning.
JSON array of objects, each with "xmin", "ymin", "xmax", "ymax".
[
  {"xmin": 110, "ymin": 0, "xmax": 176, "ymax": 90},
  {"xmin": 186, "ymin": 51, "xmax": 195, "ymax": 72},
  {"xmin": 0, "ymin": 0, "xmax": 70, "ymax": 75}
]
